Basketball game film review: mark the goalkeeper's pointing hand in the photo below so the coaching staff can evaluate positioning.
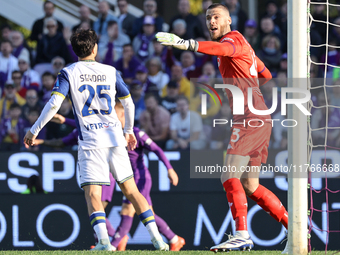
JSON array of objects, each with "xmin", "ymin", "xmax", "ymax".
[{"xmin": 155, "ymin": 32, "xmax": 198, "ymax": 52}]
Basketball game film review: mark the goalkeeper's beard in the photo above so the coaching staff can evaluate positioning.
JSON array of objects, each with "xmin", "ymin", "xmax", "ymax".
[{"xmin": 211, "ymin": 32, "xmax": 228, "ymax": 42}]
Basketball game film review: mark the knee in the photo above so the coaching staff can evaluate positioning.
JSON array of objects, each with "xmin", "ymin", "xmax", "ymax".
[{"xmin": 240, "ymin": 178, "xmax": 257, "ymax": 196}]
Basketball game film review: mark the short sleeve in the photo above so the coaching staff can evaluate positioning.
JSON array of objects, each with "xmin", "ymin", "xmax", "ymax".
[
  {"xmin": 256, "ymin": 56, "xmax": 266, "ymax": 74},
  {"xmin": 116, "ymin": 70, "xmax": 131, "ymax": 99},
  {"xmin": 51, "ymin": 70, "xmax": 70, "ymax": 99}
]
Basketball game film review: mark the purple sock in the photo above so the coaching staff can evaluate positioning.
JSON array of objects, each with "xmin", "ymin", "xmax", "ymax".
[
  {"xmin": 111, "ymin": 215, "xmax": 133, "ymax": 247},
  {"xmin": 106, "ymin": 218, "xmax": 115, "ymax": 237},
  {"xmin": 154, "ymin": 214, "xmax": 176, "ymax": 241}
]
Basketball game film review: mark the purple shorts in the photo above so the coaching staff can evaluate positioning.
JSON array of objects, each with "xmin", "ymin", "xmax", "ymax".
[
  {"xmin": 101, "ymin": 173, "xmax": 115, "ymax": 202},
  {"xmin": 122, "ymin": 177, "xmax": 152, "ymax": 206}
]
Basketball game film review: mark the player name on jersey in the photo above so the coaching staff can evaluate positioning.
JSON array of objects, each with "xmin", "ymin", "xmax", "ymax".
[{"xmin": 80, "ymin": 74, "xmax": 107, "ymax": 83}]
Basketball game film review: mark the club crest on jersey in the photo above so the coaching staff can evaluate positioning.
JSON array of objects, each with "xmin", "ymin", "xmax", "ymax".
[{"xmin": 84, "ymin": 122, "xmax": 120, "ymax": 131}]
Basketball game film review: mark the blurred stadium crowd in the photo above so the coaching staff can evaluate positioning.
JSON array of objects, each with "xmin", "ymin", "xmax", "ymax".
[{"xmin": 0, "ymin": 0, "xmax": 338, "ymax": 152}]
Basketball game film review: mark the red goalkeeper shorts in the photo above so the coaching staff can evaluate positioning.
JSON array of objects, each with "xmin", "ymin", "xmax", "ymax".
[{"xmin": 226, "ymin": 121, "xmax": 271, "ymax": 166}]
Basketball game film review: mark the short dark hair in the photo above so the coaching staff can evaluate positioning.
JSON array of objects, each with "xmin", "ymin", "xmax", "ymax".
[
  {"xmin": 1, "ymin": 39, "xmax": 12, "ymax": 47},
  {"xmin": 70, "ymin": 29, "xmax": 98, "ymax": 58},
  {"xmin": 207, "ymin": 3, "xmax": 229, "ymax": 13},
  {"xmin": 28, "ymin": 106, "xmax": 41, "ymax": 115},
  {"xmin": 42, "ymin": 71, "xmax": 55, "ymax": 79},
  {"xmin": 123, "ymin": 43, "xmax": 133, "ymax": 49},
  {"xmin": 176, "ymin": 95, "xmax": 189, "ymax": 104},
  {"xmin": 144, "ymin": 93, "xmax": 158, "ymax": 103},
  {"xmin": 12, "ymin": 70, "xmax": 21, "ymax": 77},
  {"xmin": 9, "ymin": 103, "xmax": 21, "ymax": 111},
  {"xmin": 107, "ymin": 20, "xmax": 118, "ymax": 28}
]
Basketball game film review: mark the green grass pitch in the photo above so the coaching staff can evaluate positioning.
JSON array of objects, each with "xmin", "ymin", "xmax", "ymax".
[{"xmin": 0, "ymin": 251, "xmax": 336, "ymax": 255}]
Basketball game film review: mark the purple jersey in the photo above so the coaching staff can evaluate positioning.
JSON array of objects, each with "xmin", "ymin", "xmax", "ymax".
[
  {"xmin": 61, "ymin": 129, "xmax": 78, "ymax": 146},
  {"xmin": 128, "ymin": 127, "xmax": 173, "ymax": 179}
]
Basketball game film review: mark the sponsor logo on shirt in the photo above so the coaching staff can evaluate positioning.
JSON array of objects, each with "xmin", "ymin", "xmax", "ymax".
[{"xmin": 84, "ymin": 122, "xmax": 120, "ymax": 131}]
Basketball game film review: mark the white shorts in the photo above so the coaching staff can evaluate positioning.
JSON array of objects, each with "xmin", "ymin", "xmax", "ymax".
[{"xmin": 78, "ymin": 146, "xmax": 134, "ymax": 188}]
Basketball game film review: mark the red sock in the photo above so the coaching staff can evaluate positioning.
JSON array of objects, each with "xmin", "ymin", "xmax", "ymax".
[
  {"xmin": 249, "ymin": 184, "xmax": 288, "ymax": 229},
  {"xmin": 223, "ymin": 178, "xmax": 248, "ymax": 231}
]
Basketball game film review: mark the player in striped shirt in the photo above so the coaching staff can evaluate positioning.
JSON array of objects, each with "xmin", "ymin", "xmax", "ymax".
[{"xmin": 24, "ymin": 29, "xmax": 168, "ymax": 251}]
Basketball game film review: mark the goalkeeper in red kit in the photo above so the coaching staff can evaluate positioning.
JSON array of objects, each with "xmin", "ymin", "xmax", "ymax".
[{"xmin": 156, "ymin": 3, "xmax": 288, "ymax": 253}]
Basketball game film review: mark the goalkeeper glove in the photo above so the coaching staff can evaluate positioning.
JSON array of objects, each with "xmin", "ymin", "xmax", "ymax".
[{"xmin": 155, "ymin": 32, "xmax": 198, "ymax": 52}]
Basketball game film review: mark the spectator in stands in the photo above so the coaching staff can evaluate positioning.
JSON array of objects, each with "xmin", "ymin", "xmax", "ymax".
[
  {"xmin": 198, "ymin": 0, "xmax": 213, "ymax": 40},
  {"xmin": 63, "ymin": 27, "xmax": 78, "ymax": 63},
  {"xmin": 202, "ymin": 61, "xmax": 217, "ymax": 78},
  {"xmin": 259, "ymin": 16, "xmax": 283, "ymax": 49},
  {"xmin": 117, "ymin": 0, "xmax": 136, "ymax": 40},
  {"xmin": 140, "ymin": 93, "xmax": 170, "ymax": 148},
  {"xmin": 146, "ymin": 56, "xmax": 169, "ymax": 92},
  {"xmin": 21, "ymin": 88, "xmax": 43, "ymax": 121},
  {"xmin": 257, "ymin": 35, "xmax": 282, "ymax": 73},
  {"xmin": 51, "ymin": 56, "xmax": 65, "ymax": 77},
  {"xmin": 22, "ymin": 106, "xmax": 46, "ymax": 151},
  {"xmin": 72, "ymin": 5, "xmax": 93, "ymax": 33},
  {"xmin": 160, "ymin": 80, "xmax": 179, "ymax": 115},
  {"xmin": 0, "ymin": 80, "xmax": 26, "ymax": 119},
  {"xmin": 40, "ymin": 72, "xmax": 55, "ymax": 103},
  {"xmin": 18, "ymin": 54, "xmax": 41, "ymax": 90},
  {"xmin": 170, "ymin": 0, "xmax": 204, "ymax": 39},
  {"xmin": 167, "ymin": 95, "xmax": 206, "ymax": 150},
  {"xmin": 261, "ymin": 1, "xmax": 285, "ymax": 33},
  {"xmin": 311, "ymin": 92, "xmax": 340, "ymax": 147},
  {"xmin": 129, "ymin": 80, "xmax": 146, "ymax": 127},
  {"xmin": 30, "ymin": 1, "xmax": 64, "ymax": 42},
  {"xmin": 35, "ymin": 18, "xmax": 71, "ymax": 65},
  {"xmin": 162, "ymin": 65, "xmax": 191, "ymax": 99},
  {"xmin": 11, "ymin": 71, "xmax": 25, "ymax": 98},
  {"xmin": 46, "ymin": 98, "xmax": 74, "ymax": 140},
  {"xmin": 0, "ymin": 40, "xmax": 19, "ymax": 90},
  {"xmin": 210, "ymin": 102, "xmax": 232, "ymax": 150},
  {"xmin": 93, "ymin": 1, "xmax": 118, "ymax": 42},
  {"xmin": 133, "ymin": 16, "xmax": 156, "ymax": 62},
  {"xmin": 172, "ymin": 19, "xmax": 188, "ymax": 39},
  {"xmin": 181, "ymin": 51, "xmax": 201, "ymax": 79},
  {"xmin": 0, "ymin": 103, "xmax": 26, "ymax": 151},
  {"xmin": 152, "ymin": 38, "xmax": 167, "ymax": 71},
  {"xmin": 1, "ymin": 24, "xmax": 12, "ymax": 41},
  {"xmin": 114, "ymin": 44, "xmax": 141, "ymax": 85},
  {"xmin": 244, "ymin": 20, "xmax": 260, "ymax": 52},
  {"xmin": 171, "ymin": 19, "xmax": 189, "ymax": 60},
  {"xmin": 222, "ymin": 0, "xmax": 248, "ymax": 34},
  {"xmin": 9, "ymin": 31, "xmax": 30, "ymax": 59},
  {"xmin": 135, "ymin": 65, "xmax": 158, "ymax": 95},
  {"xmin": 132, "ymin": 0, "xmax": 164, "ymax": 38},
  {"xmin": 100, "ymin": 20, "xmax": 130, "ymax": 65}
]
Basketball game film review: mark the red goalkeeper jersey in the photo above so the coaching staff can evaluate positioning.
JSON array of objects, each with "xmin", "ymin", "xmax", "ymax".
[{"xmin": 197, "ymin": 31, "xmax": 272, "ymax": 122}]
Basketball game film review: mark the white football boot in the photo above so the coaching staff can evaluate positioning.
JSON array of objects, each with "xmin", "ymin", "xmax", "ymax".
[
  {"xmin": 90, "ymin": 239, "xmax": 116, "ymax": 251},
  {"xmin": 210, "ymin": 233, "xmax": 254, "ymax": 252},
  {"xmin": 152, "ymin": 237, "xmax": 169, "ymax": 251}
]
